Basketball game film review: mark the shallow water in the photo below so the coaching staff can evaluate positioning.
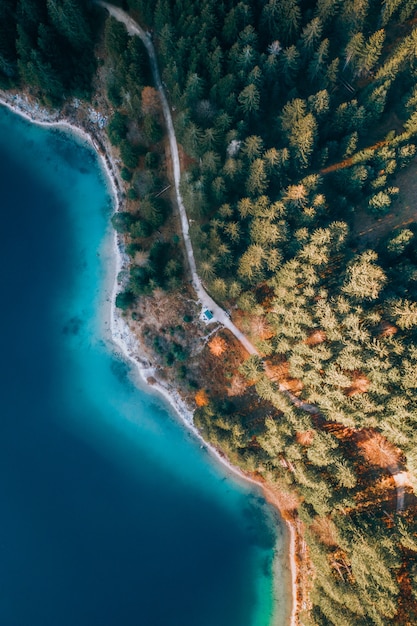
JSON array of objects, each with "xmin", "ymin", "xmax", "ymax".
[{"xmin": 0, "ymin": 105, "xmax": 286, "ymax": 626}]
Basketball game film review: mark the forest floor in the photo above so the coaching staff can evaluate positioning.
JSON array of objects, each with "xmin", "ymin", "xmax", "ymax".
[
  {"xmin": 336, "ymin": 107, "xmax": 417, "ymax": 248},
  {"xmin": 319, "ymin": 106, "xmax": 416, "ymax": 250},
  {"xmin": 352, "ymin": 155, "xmax": 417, "ymax": 249}
]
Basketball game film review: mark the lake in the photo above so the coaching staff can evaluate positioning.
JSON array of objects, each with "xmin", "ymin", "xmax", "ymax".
[{"xmin": 0, "ymin": 104, "xmax": 287, "ymax": 626}]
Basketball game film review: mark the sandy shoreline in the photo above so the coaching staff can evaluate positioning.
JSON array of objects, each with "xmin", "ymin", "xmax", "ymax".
[{"xmin": 0, "ymin": 91, "xmax": 299, "ymax": 626}]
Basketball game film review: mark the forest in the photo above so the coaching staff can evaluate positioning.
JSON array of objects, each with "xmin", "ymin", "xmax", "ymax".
[{"xmin": 3, "ymin": 0, "xmax": 417, "ymax": 624}]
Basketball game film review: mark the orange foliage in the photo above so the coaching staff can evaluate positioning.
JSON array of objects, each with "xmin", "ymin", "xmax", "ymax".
[
  {"xmin": 209, "ymin": 336, "xmax": 227, "ymax": 356},
  {"xmin": 250, "ymin": 316, "xmax": 274, "ymax": 340},
  {"xmin": 380, "ymin": 321, "xmax": 398, "ymax": 337},
  {"xmin": 346, "ymin": 373, "xmax": 370, "ymax": 396},
  {"xmin": 320, "ymin": 140, "xmax": 387, "ymax": 175},
  {"xmin": 264, "ymin": 360, "xmax": 304, "ymax": 393},
  {"xmin": 296, "ymin": 430, "xmax": 315, "ymax": 446},
  {"xmin": 305, "ymin": 330, "xmax": 326, "ymax": 346},
  {"xmin": 280, "ymin": 378, "xmax": 304, "ymax": 393},
  {"xmin": 195, "ymin": 389, "xmax": 209, "ymax": 407},
  {"xmin": 141, "ymin": 86, "xmax": 161, "ymax": 115},
  {"xmin": 264, "ymin": 361, "xmax": 289, "ymax": 381},
  {"xmin": 358, "ymin": 432, "xmax": 402, "ymax": 469}
]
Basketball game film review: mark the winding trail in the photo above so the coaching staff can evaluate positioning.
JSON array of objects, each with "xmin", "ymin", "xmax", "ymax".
[
  {"xmin": 97, "ymin": 2, "xmax": 319, "ymax": 394},
  {"xmin": 96, "ymin": 2, "xmax": 410, "ymax": 515},
  {"xmin": 97, "ymin": 1, "xmax": 258, "ymax": 357}
]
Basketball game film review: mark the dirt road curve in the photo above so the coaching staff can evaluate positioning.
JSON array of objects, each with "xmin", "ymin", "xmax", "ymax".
[{"xmin": 97, "ymin": 1, "xmax": 258, "ymax": 356}]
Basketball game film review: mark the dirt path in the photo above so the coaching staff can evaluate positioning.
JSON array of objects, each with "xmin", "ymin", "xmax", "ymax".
[{"xmin": 97, "ymin": 1, "xmax": 259, "ymax": 356}]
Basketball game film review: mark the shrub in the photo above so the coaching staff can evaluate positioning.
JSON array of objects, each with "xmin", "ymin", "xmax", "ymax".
[
  {"xmin": 120, "ymin": 140, "xmax": 140, "ymax": 169},
  {"xmin": 145, "ymin": 151, "xmax": 159, "ymax": 169},
  {"xmin": 121, "ymin": 167, "xmax": 132, "ymax": 181},
  {"xmin": 107, "ymin": 111, "xmax": 128, "ymax": 146},
  {"xmin": 116, "ymin": 290, "xmax": 135, "ymax": 310},
  {"xmin": 111, "ymin": 211, "xmax": 134, "ymax": 233}
]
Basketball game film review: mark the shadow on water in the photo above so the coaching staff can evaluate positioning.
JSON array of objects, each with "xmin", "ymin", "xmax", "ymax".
[
  {"xmin": 110, "ymin": 355, "xmax": 131, "ymax": 384},
  {"xmin": 62, "ymin": 315, "xmax": 84, "ymax": 336}
]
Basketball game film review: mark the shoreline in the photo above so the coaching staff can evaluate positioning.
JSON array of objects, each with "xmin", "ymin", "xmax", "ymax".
[{"xmin": 0, "ymin": 91, "xmax": 300, "ymax": 626}]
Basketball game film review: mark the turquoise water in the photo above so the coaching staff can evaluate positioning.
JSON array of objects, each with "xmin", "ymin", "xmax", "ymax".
[{"xmin": 0, "ymin": 105, "xmax": 285, "ymax": 626}]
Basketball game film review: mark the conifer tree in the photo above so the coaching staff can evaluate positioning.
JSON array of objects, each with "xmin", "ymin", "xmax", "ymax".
[
  {"xmin": 300, "ymin": 18, "xmax": 323, "ymax": 53},
  {"xmin": 238, "ymin": 83, "xmax": 260, "ymax": 116}
]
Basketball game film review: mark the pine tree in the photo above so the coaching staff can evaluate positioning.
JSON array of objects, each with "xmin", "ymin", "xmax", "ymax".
[
  {"xmin": 184, "ymin": 71, "xmax": 204, "ymax": 106},
  {"xmin": 300, "ymin": 18, "xmax": 323, "ymax": 53},
  {"xmin": 381, "ymin": 0, "xmax": 404, "ymax": 25},
  {"xmin": 246, "ymin": 158, "xmax": 268, "ymax": 195},
  {"xmin": 47, "ymin": 0, "xmax": 91, "ymax": 52},
  {"xmin": 399, "ymin": 0, "xmax": 417, "ymax": 22},
  {"xmin": 343, "ymin": 251, "xmax": 387, "ymax": 301},
  {"xmin": 307, "ymin": 40, "xmax": 329, "ymax": 84},
  {"xmin": 279, "ymin": 45, "xmax": 300, "ymax": 85},
  {"xmin": 238, "ymin": 83, "xmax": 260, "ymax": 115},
  {"xmin": 360, "ymin": 29, "xmax": 386, "ymax": 76},
  {"xmin": 242, "ymin": 135, "xmax": 264, "ymax": 160},
  {"xmin": 0, "ymin": 0, "xmax": 17, "ymax": 83},
  {"xmin": 315, "ymin": 0, "xmax": 343, "ymax": 26},
  {"xmin": 238, "ymin": 244, "xmax": 266, "ymax": 283},
  {"xmin": 104, "ymin": 16, "xmax": 128, "ymax": 60},
  {"xmin": 261, "ymin": 0, "xmax": 301, "ymax": 44},
  {"xmin": 239, "ymin": 354, "xmax": 265, "ymax": 381},
  {"xmin": 389, "ymin": 299, "xmax": 417, "ymax": 329},
  {"xmin": 386, "ymin": 229, "xmax": 414, "ymax": 257}
]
